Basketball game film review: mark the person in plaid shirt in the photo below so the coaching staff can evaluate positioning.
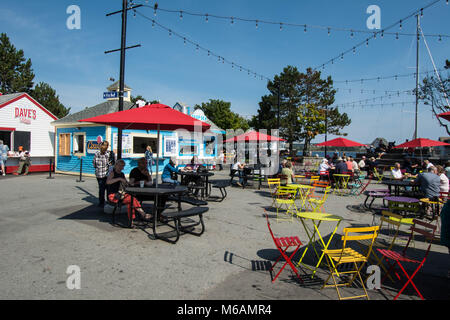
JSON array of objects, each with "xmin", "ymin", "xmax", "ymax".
[{"xmin": 93, "ymin": 141, "xmax": 115, "ymax": 207}]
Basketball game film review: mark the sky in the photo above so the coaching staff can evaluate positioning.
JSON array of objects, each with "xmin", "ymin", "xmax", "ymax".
[{"xmin": 1, "ymin": 0, "xmax": 449, "ymax": 144}]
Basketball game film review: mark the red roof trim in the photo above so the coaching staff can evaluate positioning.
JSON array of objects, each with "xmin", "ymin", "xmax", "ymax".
[
  {"xmin": 0, "ymin": 93, "xmax": 58, "ymax": 120},
  {"xmin": 0, "ymin": 127, "xmax": 16, "ymax": 131}
]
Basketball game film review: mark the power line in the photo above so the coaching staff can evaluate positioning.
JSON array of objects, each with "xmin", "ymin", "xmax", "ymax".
[
  {"xmin": 137, "ymin": 2, "xmax": 450, "ymax": 39},
  {"xmin": 336, "ymin": 101, "xmax": 416, "ymax": 109},
  {"xmin": 314, "ymin": 0, "xmax": 445, "ymax": 70}
]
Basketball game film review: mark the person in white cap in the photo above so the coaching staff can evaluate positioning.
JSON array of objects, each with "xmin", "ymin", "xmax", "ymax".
[{"xmin": 318, "ymin": 158, "xmax": 332, "ymax": 174}]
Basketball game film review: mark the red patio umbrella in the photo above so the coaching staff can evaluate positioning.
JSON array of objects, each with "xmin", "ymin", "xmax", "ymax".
[
  {"xmin": 223, "ymin": 131, "xmax": 285, "ymax": 142},
  {"xmin": 79, "ymin": 103, "xmax": 211, "ymax": 186},
  {"xmin": 393, "ymin": 138, "xmax": 450, "ymax": 149},
  {"xmin": 437, "ymin": 111, "xmax": 450, "ymax": 122},
  {"xmin": 315, "ymin": 137, "xmax": 367, "ymax": 147},
  {"xmin": 394, "ymin": 138, "xmax": 450, "ymax": 162},
  {"xmin": 223, "ymin": 131, "xmax": 285, "ymax": 165}
]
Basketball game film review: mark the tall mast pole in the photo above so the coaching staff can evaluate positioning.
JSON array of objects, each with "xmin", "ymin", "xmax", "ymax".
[{"xmin": 414, "ymin": 14, "xmax": 420, "ymax": 140}]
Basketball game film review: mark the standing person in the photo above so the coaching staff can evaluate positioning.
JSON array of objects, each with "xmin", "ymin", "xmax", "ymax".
[
  {"xmin": 93, "ymin": 141, "xmax": 115, "ymax": 208},
  {"xmin": 0, "ymin": 140, "xmax": 9, "ymax": 176},
  {"xmin": 217, "ymin": 150, "xmax": 224, "ymax": 171},
  {"xmin": 436, "ymin": 165, "xmax": 449, "ymax": 193},
  {"xmin": 358, "ymin": 156, "xmax": 366, "ymax": 172},
  {"xmin": 13, "ymin": 146, "xmax": 31, "ymax": 176},
  {"xmin": 445, "ymin": 161, "xmax": 450, "ymax": 179},
  {"xmin": 144, "ymin": 145, "xmax": 153, "ymax": 177}
]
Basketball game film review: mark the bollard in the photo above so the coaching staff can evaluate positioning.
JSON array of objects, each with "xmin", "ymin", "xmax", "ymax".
[
  {"xmin": 46, "ymin": 158, "xmax": 54, "ymax": 179},
  {"xmin": 76, "ymin": 157, "xmax": 84, "ymax": 182}
]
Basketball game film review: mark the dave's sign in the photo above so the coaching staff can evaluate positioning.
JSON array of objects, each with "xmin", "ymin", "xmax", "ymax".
[{"xmin": 15, "ymin": 107, "xmax": 36, "ymax": 124}]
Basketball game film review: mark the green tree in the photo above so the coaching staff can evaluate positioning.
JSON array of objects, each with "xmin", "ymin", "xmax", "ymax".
[
  {"xmin": 419, "ymin": 60, "xmax": 450, "ymax": 134},
  {"xmin": 194, "ymin": 99, "xmax": 249, "ymax": 131},
  {"xmin": 256, "ymin": 66, "xmax": 350, "ymax": 154},
  {"xmin": 0, "ymin": 33, "xmax": 35, "ymax": 94},
  {"xmin": 31, "ymin": 82, "xmax": 71, "ymax": 118}
]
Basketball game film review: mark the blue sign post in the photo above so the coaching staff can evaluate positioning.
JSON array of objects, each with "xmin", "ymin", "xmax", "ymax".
[{"xmin": 103, "ymin": 91, "xmax": 118, "ymax": 99}]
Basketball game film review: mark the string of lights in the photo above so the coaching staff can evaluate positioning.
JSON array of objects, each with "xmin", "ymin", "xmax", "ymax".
[
  {"xmin": 335, "ymin": 88, "xmax": 414, "ymax": 95},
  {"xmin": 337, "ymin": 90, "xmax": 416, "ymax": 107},
  {"xmin": 314, "ymin": 0, "xmax": 445, "ymax": 70},
  {"xmin": 336, "ymin": 101, "xmax": 416, "ymax": 109},
  {"xmin": 134, "ymin": 10, "xmax": 272, "ymax": 82},
  {"xmin": 135, "ymin": 1, "xmax": 449, "ymax": 40},
  {"xmin": 334, "ymin": 68, "xmax": 447, "ymax": 84}
]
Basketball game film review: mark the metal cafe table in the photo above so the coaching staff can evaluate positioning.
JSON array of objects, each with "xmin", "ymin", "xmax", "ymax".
[
  {"xmin": 295, "ymin": 211, "xmax": 343, "ymax": 278},
  {"xmin": 287, "ymin": 184, "xmax": 315, "ymax": 211},
  {"xmin": 125, "ymin": 185, "xmax": 188, "ymax": 241},
  {"xmin": 179, "ymin": 171, "xmax": 214, "ymax": 197},
  {"xmin": 332, "ymin": 174, "xmax": 351, "ymax": 196},
  {"xmin": 383, "ymin": 196, "xmax": 420, "ymax": 217},
  {"xmin": 382, "ymin": 179, "xmax": 419, "ymax": 197}
]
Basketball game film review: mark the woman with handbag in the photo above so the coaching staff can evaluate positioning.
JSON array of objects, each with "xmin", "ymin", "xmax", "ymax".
[{"xmin": 106, "ymin": 159, "xmax": 152, "ymax": 222}]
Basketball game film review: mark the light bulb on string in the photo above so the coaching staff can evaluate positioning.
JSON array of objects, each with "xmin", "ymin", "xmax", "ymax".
[
  {"xmin": 280, "ymin": 23, "xmax": 283, "ymax": 31},
  {"xmin": 133, "ymin": 10, "xmax": 136, "ymax": 18},
  {"xmin": 373, "ymin": 32, "xmax": 377, "ymax": 39},
  {"xmin": 327, "ymin": 28, "xmax": 330, "ymax": 36},
  {"xmin": 381, "ymin": 30, "xmax": 384, "ymax": 38},
  {"xmin": 207, "ymin": 50, "xmax": 210, "ymax": 56},
  {"xmin": 304, "ymin": 25, "xmax": 307, "ymax": 33},
  {"xmin": 231, "ymin": 17, "xmax": 234, "ymax": 25},
  {"xmin": 169, "ymin": 29, "xmax": 172, "ymax": 36},
  {"xmin": 154, "ymin": 8, "xmax": 157, "ymax": 16},
  {"xmin": 180, "ymin": 11, "xmax": 183, "ymax": 20},
  {"xmin": 399, "ymin": 20, "xmax": 402, "ymax": 30},
  {"xmin": 396, "ymin": 33, "xmax": 399, "ymax": 40},
  {"xmin": 256, "ymin": 20, "xmax": 259, "ymax": 29},
  {"xmin": 196, "ymin": 44, "xmax": 199, "ymax": 51},
  {"xmin": 350, "ymin": 30, "xmax": 354, "ymax": 38},
  {"xmin": 152, "ymin": 20, "xmax": 155, "ymax": 28},
  {"xmin": 439, "ymin": 35, "xmax": 442, "ymax": 41},
  {"xmin": 353, "ymin": 47, "xmax": 356, "ymax": 54},
  {"xmin": 183, "ymin": 38, "xmax": 186, "ymax": 45},
  {"xmin": 341, "ymin": 53, "xmax": 344, "ymax": 60},
  {"xmin": 420, "ymin": 8, "xmax": 423, "ymax": 17},
  {"xmin": 205, "ymin": 14, "xmax": 208, "ymax": 23},
  {"xmin": 366, "ymin": 39, "xmax": 369, "ymax": 46}
]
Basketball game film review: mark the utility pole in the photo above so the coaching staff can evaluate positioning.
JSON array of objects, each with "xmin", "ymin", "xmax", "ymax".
[
  {"xmin": 324, "ymin": 105, "xmax": 328, "ymax": 157},
  {"xmin": 414, "ymin": 14, "xmax": 420, "ymax": 140},
  {"xmin": 105, "ymin": 0, "xmax": 142, "ymax": 159}
]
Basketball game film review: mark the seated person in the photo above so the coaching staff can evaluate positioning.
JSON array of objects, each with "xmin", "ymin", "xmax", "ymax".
[
  {"xmin": 345, "ymin": 157, "xmax": 353, "ymax": 173},
  {"xmin": 350, "ymin": 157, "xmax": 360, "ymax": 175},
  {"xmin": 334, "ymin": 158, "xmax": 348, "ymax": 174},
  {"xmin": 415, "ymin": 166, "xmax": 441, "ymax": 200},
  {"xmin": 129, "ymin": 157, "xmax": 153, "ymax": 187},
  {"xmin": 106, "ymin": 159, "xmax": 152, "ymax": 221},
  {"xmin": 183, "ymin": 156, "xmax": 201, "ymax": 172},
  {"xmin": 446, "ymin": 160, "xmax": 450, "ymax": 179},
  {"xmin": 280, "ymin": 161, "xmax": 295, "ymax": 185},
  {"xmin": 391, "ymin": 162, "xmax": 404, "ymax": 180},
  {"xmin": 161, "ymin": 158, "xmax": 180, "ymax": 185},
  {"xmin": 129, "ymin": 158, "xmax": 167, "ymax": 214},
  {"xmin": 318, "ymin": 158, "xmax": 333, "ymax": 176},
  {"xmin": 424, "ymin": 159, "xmax": 434, "ymax": 170},
  {"xmin": 277, "ymin": 159, "xmax": 287, "ymax": 175}
]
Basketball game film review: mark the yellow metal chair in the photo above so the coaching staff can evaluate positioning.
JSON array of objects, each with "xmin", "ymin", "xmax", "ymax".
[
  {"xmin": 275, "ymin": 186, "xmax": 299, "ymax": 222},
  {"xmin": 307, "ymin": 186, "xmax": 331, "ymax": 213},
  {"xmin": 322, "ymin": 226, "xmax": 380, "ymax": 300},
  {"xmin": 267, "ymin": 178, "xmax": 281, "ymax": 208},
  {"xmin": 373, "ymin": 168, "xmax": 384, "ymax": 184}
]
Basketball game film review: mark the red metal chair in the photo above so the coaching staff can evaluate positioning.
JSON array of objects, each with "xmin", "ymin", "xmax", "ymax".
[
  {"xmin": 319, "ymin": 170, "xmax": 331, "ymax": 183},
  {"xmin": 265, "ymin": 212, "xmax": 304, "ymax": 283},
  {"xmin": 377, "ymin": 219, "xmax": 437, "ymax": 300}
]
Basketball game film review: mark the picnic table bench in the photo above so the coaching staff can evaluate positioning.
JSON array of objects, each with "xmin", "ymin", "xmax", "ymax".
[{"xmin": 160, "ymin": 206, "xmax": 209, "ymax": 244}]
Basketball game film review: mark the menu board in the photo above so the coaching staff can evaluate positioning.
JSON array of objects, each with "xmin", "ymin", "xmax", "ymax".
[{"xmin": 112, "ymin": 133, "xmax": 132, "ymax": 157}]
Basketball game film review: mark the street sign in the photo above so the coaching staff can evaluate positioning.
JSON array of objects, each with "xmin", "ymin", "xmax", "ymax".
[{"xmin": 103, "ymin": 91, "xmax": 118, "ymax": 99}]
